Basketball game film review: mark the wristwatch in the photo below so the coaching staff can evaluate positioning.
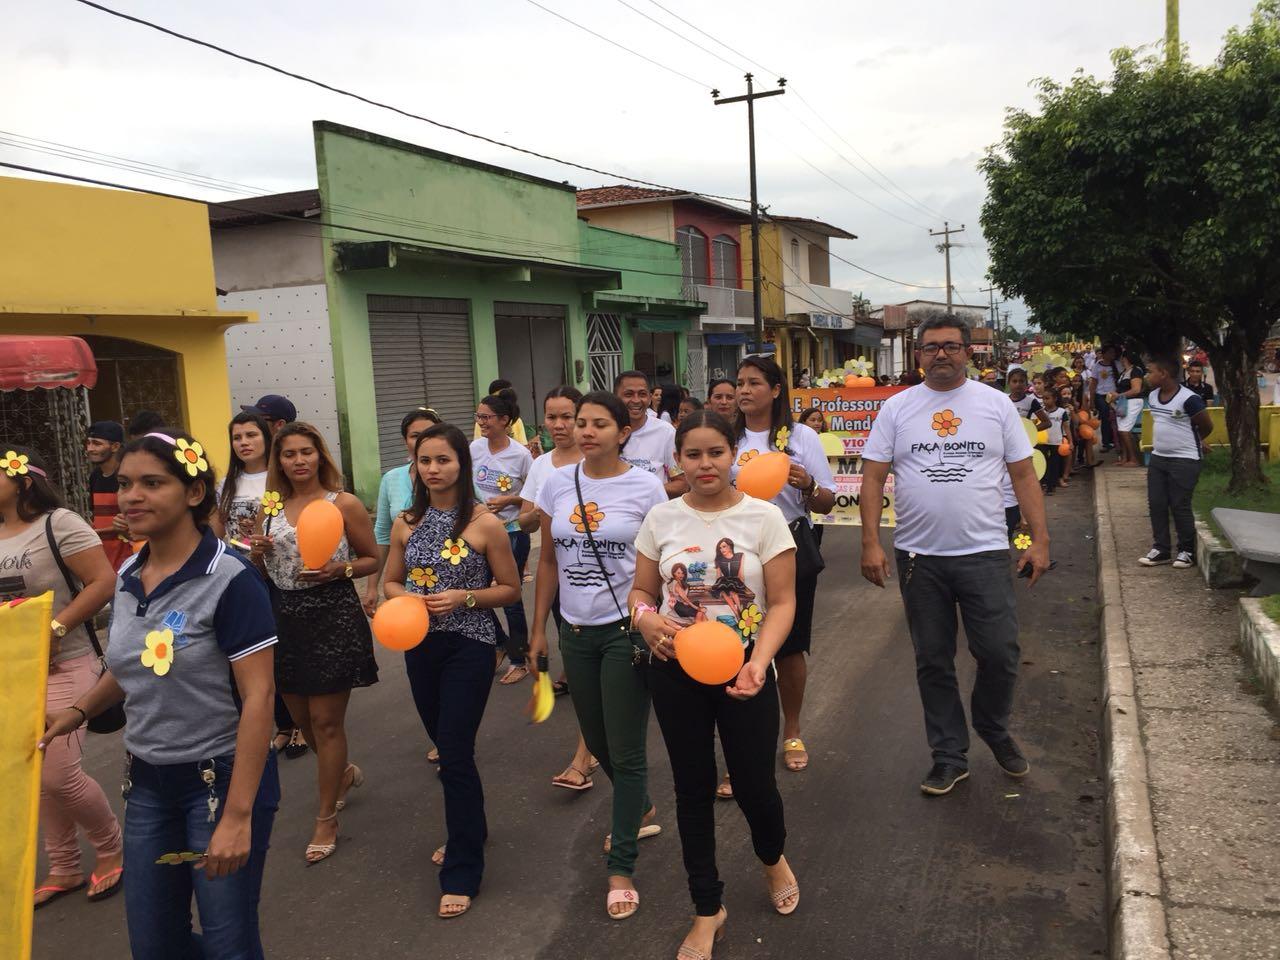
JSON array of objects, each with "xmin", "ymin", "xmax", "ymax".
[
  {"xmin": 464, "ymin": 591, "xmax": 477, "ymax": 609},
  {"xmin": 50, "ymin": 619, "xmax": 68, "ymax": 639},
  {"xmin": 344, "ymin": 563, "xmax": 354, "ymax": 579}
]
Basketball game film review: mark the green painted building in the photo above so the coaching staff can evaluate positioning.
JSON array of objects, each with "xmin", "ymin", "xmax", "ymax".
[{"xmin": 213, "ymin": 120, "xmax": 703, "ymax": 504}]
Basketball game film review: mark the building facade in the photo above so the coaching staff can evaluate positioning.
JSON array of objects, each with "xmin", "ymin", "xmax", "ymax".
[{"xmin": 0, "ymin": 175, "xmax": 253, "ymax": 470}]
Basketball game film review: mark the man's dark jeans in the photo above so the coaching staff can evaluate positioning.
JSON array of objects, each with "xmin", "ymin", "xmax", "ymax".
[
  {"xmin": 895, "ymin": 549, "xmax": 1021, "ymax": 769},
  {"xmin": 1093, "ymin": 393, "xmax": 1114, "ymax": 448},
  {"xmin": 1147, "ymin": 454, "xmax": 1202, "ymax": 555}
]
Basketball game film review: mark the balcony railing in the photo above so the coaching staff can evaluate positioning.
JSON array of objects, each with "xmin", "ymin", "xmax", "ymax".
[
  {"xmin": 691, "ymin": 283, "xmax": 754, "ymax": 322},
  {"xmin": 784, "ymin": 282, "xmax": 853, "ymax": 318}
]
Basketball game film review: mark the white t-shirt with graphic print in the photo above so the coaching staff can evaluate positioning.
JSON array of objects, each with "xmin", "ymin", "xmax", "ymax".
[
  {"xmin": 862, "ymin": 379, "xmax": 1034, "ymax": 556},
  {"xmin": 536, "ymin": 464, "xmax": 667, "ymax": 626},
  {"xmin": 635, "ymin": 495, "xmax": 795, "ymax": 647},
  {"xmin": 470, "ymin": 438, "xmax": 533, "ymax": 527},
  {"xmin": 621, "ymin": 417, "xmax": 680, "ymax": 482}
]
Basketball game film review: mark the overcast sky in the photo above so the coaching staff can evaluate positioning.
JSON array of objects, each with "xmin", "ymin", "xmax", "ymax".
[{"xmin": 2, "ymin": 0, "xmax": 1262, "ymax": 328}]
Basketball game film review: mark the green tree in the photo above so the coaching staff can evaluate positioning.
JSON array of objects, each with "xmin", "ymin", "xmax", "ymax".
[{"xmin": 981, "ymin": 2, "xmax": 1280, "ymax": 492}]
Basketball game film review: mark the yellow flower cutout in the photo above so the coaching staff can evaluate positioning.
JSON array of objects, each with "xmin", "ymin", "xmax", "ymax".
[
  {"xmin": 260, "ymin": 490, "xmax": 283, "ymax": 517},
  {"xmin": 931, "ymin": 409, "xmax": 962, "ymax": 438},
  {"xmin": 774, "ymin": 426, "xmax": 791, "ymax": 451},
  {"xmin": 155, "ymin": 851, "xmax": 204, "ymax": 865},
  {"xmin": 141, "ymin": 628, "xmax": 175, "ymax": 677},
  {"xmin": 1013, "ymin": 533, "xmax": 1033, "ymax": 550},
  {"xmin": 441, "ymin": 539, "xmax": 470, "ymax": 565},
  {"xmin": 409, "ymin": 566, "xmax": 439, "ymax": 589},
  {"xmin": 496, "ymin": 474, "xmax": 513, "ymax": 493},
  {"xmin": 738, "ymin": 604, "xmax": 763, "ymax": 638},
  {"xmin": 736, "ymin": 449, "xmax": 760, "ymax": 467},
  {"xmin": 570, "ymin": 501, "xmax": 604, "ymax": 534},
  {"xmin": 174, "ymin": 438, "xmax": 208, "ymax": 477},
  {"xmin": 0, "ymin": 450, "xmax": 29, "ymax": 477}
]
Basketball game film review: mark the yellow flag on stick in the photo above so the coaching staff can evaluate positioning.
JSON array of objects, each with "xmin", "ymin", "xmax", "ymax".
[{"xmin": 0, "ymin": 592, "xmax": 53, "ymax": 960}]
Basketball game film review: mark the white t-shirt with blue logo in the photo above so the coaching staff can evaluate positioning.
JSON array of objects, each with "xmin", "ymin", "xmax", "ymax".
[
  {"xmin": 470, "ymin": 438, "xmax": 533, "ymax": 529},
  {"xmin": 621, "ymin": 417, "xmax": 680, "ymax": 483},
  {"xmin": 1149, "ymin": 386, "xmax": 1207, "ymax": 460},
  {"xmin": 863, "ymin": 379, "xmax": 1034, "ymax": 556}
]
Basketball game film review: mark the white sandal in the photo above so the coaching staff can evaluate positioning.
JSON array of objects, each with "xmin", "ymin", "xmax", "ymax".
[{"xmin": 305, "ymin": 813, "xmax": 338, "ymax": 864}]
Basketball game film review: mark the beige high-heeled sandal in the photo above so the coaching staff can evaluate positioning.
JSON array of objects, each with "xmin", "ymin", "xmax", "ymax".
[
  {"xmin": 305, "ymin": 813, "xmax": 339, "ymax": 864},
  {"xmin": 334, "ymin": 763, "xmax": 364, "ymax": 812},
  {"xmin": 676, "ymin": 907, "xmax": 727, "ymax": 959}
]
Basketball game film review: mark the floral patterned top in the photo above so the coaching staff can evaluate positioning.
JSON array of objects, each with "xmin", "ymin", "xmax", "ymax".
[
  {"xmin": 263, "ymin": 491, "xmax": 353, "ymax": 591},
  {"xmin": 403, "ymin": 506, "xmax": 496, "ymax": 645}
]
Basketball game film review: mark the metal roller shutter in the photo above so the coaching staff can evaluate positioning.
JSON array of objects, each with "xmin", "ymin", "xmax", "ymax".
[{"xmin": 368, "ymin": 295, "xmax": 473, "ymax": 473}]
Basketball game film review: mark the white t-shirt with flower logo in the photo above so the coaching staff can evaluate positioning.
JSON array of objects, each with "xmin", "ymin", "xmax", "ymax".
[
  {"xmin": 862, "ymin": 379, "xmax": 1033, "ymax": 556},
  {"xmin": 730, "ymin": 421, "xmax": 835, "ymax": 524},
  {"xmin": 470, "ymin": 438, "xmax": 533, "ymax": 529},
  {"xmin": 635, "ymin": 495, "xmax": 795, "ymax": 648},
  {"xmin": 536, "ymin": 463, "xmax": 667, "ymax": 626}
]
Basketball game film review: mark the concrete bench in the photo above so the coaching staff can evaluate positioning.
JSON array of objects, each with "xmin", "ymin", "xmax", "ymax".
[{"xmin": 1211, "ymin": 507, "xmax": 1280, "ymax": 597}]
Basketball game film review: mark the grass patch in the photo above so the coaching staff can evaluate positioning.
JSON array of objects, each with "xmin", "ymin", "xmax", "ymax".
[
  {"xmin": 1192, "ymin": 449, "xmax": 1280, "ymax": 536},
  {"xmin": 1263, "ymin": 594, "xmax": 1280, "ymax": 627}
]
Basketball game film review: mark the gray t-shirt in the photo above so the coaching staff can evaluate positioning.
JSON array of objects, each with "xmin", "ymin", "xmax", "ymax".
[
  {"xmin": 106, "ymin": 528, "xmax": 277, "ymax": 765},
  {"xmin": 0, "ymin": 508, "xmax": 102, "ymax": 663}
]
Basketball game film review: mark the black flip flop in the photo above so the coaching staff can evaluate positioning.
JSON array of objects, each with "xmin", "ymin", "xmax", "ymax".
[{"xmin": 34, "ymin": 880, "xmax": 86, "ymax": 910}]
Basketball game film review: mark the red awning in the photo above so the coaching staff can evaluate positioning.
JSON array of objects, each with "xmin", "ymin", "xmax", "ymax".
[{"xmin": 0, "ymin": 335, "xmax": 98, "ymax": 390}]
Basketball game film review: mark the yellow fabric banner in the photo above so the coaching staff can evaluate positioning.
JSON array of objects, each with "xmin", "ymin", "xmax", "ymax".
[{"xmin": 0, "ymin": 591, "xmax": 53, "ymax": 960}]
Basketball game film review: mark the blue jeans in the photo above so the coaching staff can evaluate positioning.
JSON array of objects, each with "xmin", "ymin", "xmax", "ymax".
[
  {"xmin": 404, "ymin": 631, "xmax": 494, "ymax": 897},
  {"xmin": 495, "ymin": 531, "xmax": 530, "ymax": 666},
  {"xmin": 123, "ymin": 750, "xmax": 280, "ymax": 960}
]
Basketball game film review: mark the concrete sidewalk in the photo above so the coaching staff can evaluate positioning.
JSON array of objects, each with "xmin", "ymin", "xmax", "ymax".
[{"xmin": 1096, "ymin": 468, "xmax": 1280, "ymax": 960}]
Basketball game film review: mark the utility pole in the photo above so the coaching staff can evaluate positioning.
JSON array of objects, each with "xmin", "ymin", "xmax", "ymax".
[
  {"xmin": 715, "ymin": 74, "xmax": 786, "ymax": 354},
  {"xmin": 929, "ymin": 221, "xmax": 965, "ymax": 311},
  {"xmin": 980, "ymin": 284, "xmax": 1002, "ymax": 364},
  {"xmin": 1166, "ymin": 0, "xmax": 1180, "ymax": 64}
]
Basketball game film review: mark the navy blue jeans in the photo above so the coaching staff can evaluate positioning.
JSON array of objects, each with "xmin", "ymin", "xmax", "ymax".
[
  {"xmin": 494, "ymin": 531, "xmax": 530, "ymax": 666},
  {"xmin": 404, "ymin": 631, "xmax": 494, "ymax": 897},
  {"xmin": 123, "ymin": 750, "xmax": 280, "ymax": 960}
]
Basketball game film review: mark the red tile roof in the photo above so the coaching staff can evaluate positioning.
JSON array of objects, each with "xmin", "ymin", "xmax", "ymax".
[{"xmin": 576, "ymin": 185, "xmax": 685, "ymax": 207}]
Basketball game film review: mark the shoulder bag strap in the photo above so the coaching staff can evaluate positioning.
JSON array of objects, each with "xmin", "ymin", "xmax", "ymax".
[
  {"xmin": 573, "ymin": 465, "xmax": 628, "ymax": 622},
  {"xmin": 44, "ymin": 512, "xmax": 106, "ymax": 659}
]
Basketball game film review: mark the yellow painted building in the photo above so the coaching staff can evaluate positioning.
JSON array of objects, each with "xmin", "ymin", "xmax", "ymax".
[{"xmin": 0, "ymin": 176, "xmax": 253, "ymax": 469}]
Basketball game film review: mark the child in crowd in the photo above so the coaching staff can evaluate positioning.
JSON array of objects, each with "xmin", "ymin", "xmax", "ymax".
[
  {"xmin": 1038, "ymin": 389, "xmax": 1070, "ymax": 496},
  {"xmin": 1139, "ymin": 356, "xmax": 1215, "ymax": 569},
  {"xmin": 1006, "ymin": 368, "xmax": 1050, "ymax": 429}
]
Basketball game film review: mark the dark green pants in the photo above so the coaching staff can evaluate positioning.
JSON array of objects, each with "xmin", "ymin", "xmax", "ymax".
[{"xmin": 559, "ymin": 618, "xmax": 651, "ymax": 877}]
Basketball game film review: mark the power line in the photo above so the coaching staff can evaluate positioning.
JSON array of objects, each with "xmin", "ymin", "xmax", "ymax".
[
  {"xmin": 611, "ymin": 0, "xmax": 748, "ymax": 74},
  {"xmin": 642, "ymin": 0, "xmax": 781, "ymax": 78},
  {"xmin": 522, "ymin": 0, "xmax": 714, "ymax": 90},
  {"xmin": 783, "ymin": 132, "xmax": 931, "ymax": 231},
  {"xmin": 67, "ymin": 0, "xmax": 745, "ymax": 202}
]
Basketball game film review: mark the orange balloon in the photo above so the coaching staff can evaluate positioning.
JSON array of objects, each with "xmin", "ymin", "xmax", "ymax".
[
  {"xmin": 674, "ymin": 621, "xmax": 745, "ymax": 685},
  {"xmin": 372, "ymin": 595, "xmax": 430, "ymax": 651},
  {"xmin": 856, "ymin": 376, "xmax": 876, "ymax": 388},
  {"xmin": 737, "ymin": 451, "xmax": 790, "ymax": 500},
  {"xmin": 297, "ymin": 498, "xmax": 344, "ymax": 569},
  {"xmin": 843, "ymin": 374, "xmax": 858, "ymax": 387},
  {"xmin": 1058, "ymin": 439, "xmax": 1072, "ymax": 457},
  {"xmin": 1078, "ymin": 423, "xmax": 1095, "ymax": 441}
]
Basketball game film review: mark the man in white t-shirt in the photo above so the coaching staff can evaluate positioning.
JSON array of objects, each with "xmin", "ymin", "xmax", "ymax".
[
  {"xmin": 614, "ymin": 370, "xmax": 687, "ymax": 497},
  {"xmin": 859, "ymin": 314, "xmax": 1051, "ymax": 798}
]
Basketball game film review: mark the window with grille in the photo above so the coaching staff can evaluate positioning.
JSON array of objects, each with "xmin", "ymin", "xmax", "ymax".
[
  {"xmin": 790, "ymin": 238, "xmax": 801, "ymax": 273},
  {"xmin": 676, "ymin": 225, "xmax": 709, "ymax": 288},
  {"xmin": 587, "ymin": 313, "xmax": 623, "ymax": 391},
  {"xmin": 711, "ymin": 234, "xmax": 740, "ymax": 289}
]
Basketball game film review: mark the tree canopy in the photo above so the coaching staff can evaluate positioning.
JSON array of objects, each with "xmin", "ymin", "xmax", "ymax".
[{"xmin": 980, "ymin": 2, "xmax": 1280, "ymax": 490}]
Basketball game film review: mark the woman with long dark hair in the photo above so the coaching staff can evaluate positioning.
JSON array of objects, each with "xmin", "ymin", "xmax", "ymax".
[
  {"xmin": 383, "ymin": 424, "xmax": 521, "ymax": 918},
  {"xmin": 733, "ymin": 356, "xmax": 835, "ymax": 776},
  {"xmin": 40, "ymin": 429, "xmax": 278, "ymax": 958},
  {"xmin": 630, "ymin": 410, "xmax": 800, "ymax": 957},
  {"xmin": 249, "ymin": 422, "xmax": 379, "ymax": 864},
  {"xmin": 656, "ymin": 382, "xmax": 683, "ymax": 425},
  {"xmin": 527, "ymin": 391, "xmax": 667, "ymax": 920},
  {"xmin": 707, "ymin": 379, "xmax": 737, "ymax": 420},
  {"xmin": 2, "ymin": 446, "xmax": 123, "ymax": 908},
  {"xmin": 472, "ymin": 392, "xmax": 535, "ymax": 684}
]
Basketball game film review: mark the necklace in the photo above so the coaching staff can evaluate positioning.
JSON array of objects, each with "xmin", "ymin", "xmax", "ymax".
[{"xmin": 683, "ymin": 494, "xmax": 742, "ymax": 526}]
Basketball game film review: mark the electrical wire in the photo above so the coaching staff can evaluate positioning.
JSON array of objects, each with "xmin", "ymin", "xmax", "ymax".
[
  {"xmin": 522, "ymin": 0, "xmax": 715, "ymax": 90},
  {"xmin": 611, "ymin": 0, "xmax": 748, "ymax": 74},
  {"xmin": 67, "ymin": 0, "xmax": 745, "ymax": 201},
  {"xmin": 782, "ymin": 132, "xmax": 931, "ymax": 231},
  {"xmin": 642, "ymin": 0, "xmax": 782, "ymax": 78}
]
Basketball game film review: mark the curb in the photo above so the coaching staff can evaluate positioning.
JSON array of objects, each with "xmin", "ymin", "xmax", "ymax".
[
  {"xmin": 1240, "ymin": 598, "xmax": 1280, "ymax": 712},
  {"xmin": 1194, "ymin": 519, "xmax": 1247, "ymax": 589},
  {"xmin": 1093, "ymin": 474, "xmax": 1173, "ymax": 960}
]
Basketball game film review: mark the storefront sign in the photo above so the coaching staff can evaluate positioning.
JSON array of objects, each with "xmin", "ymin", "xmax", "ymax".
[{"xmin": 809, "ymin": 313, "xmax": 854, "ymax": 330}]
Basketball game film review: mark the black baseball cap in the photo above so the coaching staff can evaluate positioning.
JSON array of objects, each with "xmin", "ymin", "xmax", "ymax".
[
  {"xmin": 242, "ymin": 395, "xmax": 297, "ymax": 423},
  {"xmin": 87, "ymin": 420, "xmax": 125, "ymax": 443}
]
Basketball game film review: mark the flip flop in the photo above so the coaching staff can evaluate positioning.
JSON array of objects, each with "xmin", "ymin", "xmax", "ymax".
[
  {"xmin": 551, "ymin": 765, "xmax": 594, "ymax": 791},
  {"xmin": 34, "ymin": 878, "xmax": 86, "ymax": 910},
  {"xmin": 439, "ymin": 894, "xmax": 472, "ymax": 919},
  {"xmin": 783, "ymin": 738, "xmax": 809, "ymax": 772},
  {"xmin": 499, "ymin": 665, "xmax": 529, "ymax": 685},
  {"xmin": 602, "ymin": 822, "xmax": 661, "ymax": 854},
  {"xmin": 87, "ymin": 866, "xmax": 124, "ymax": 903},
  {"xmin": 606, "ymin": 887, "xmax": 640, "ymax": 921},
  {"xmin": 716, "ymin": 773, "xmax": 734, "ymax": 800}
]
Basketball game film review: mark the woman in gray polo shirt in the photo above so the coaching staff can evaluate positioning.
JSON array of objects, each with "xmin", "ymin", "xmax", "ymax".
[{"xmin": 41, "ymin": 429, "xmax": 278, "ymax": 960}]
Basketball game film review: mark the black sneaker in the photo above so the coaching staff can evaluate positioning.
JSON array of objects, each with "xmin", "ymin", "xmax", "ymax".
[
  {"xmin": 920, "ymin": 763, "xmax": 970, "ymax": 796},
  {"xmin": 989, "ymin": 738, "xmax": 1030, "ymax": 778},
  {"xmin": 1138, "ymin": 549, "xmax": 1171, "ymax": 567}
]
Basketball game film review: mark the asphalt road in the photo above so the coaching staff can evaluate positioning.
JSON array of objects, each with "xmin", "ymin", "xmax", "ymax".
[{"xmin": 33, "ymin": 482, "xmax": 1106, "ymax": 960}]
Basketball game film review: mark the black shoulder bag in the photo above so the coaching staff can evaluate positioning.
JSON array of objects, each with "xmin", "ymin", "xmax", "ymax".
[
  {"xmin": 573, "ymin": 465, "xmax": 645, "ymax": 665},
  {"xmin": 46, "ymin": 513, "xmax": 127, "ymax": 735}
]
